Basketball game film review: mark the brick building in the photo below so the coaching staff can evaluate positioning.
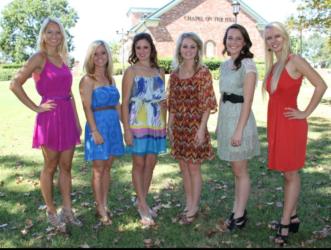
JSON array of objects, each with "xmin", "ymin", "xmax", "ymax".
[{"xmin": 125, "ymin": 0, "xmax": 267, "ymax": 60}]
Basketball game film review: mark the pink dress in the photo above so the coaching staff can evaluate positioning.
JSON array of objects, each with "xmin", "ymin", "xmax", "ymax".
[{"xmin": 32, "ymin": 59, "xmax": 80, "ymax": 151}]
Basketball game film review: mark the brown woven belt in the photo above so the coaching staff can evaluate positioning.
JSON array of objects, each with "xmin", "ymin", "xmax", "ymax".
[{"xmin": 93, "ymin": 105, "xmax": 116, "ymax": 112}]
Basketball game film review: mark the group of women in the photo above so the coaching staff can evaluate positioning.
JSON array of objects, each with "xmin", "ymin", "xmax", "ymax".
[{"xmin": 9, "ymin": 17, "xmax": 327, "ymax": 246}]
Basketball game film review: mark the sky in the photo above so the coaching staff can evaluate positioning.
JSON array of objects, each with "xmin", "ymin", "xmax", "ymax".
[{"xmin": 0, "ymin": 0, "xmax": 298, "ymax": 62}]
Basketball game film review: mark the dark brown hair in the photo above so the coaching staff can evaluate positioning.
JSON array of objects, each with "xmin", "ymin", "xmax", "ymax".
[
  {"xmin": 222, "ymin": 24, "xmax": 254, "ymax": 70},
  {"xmin": 128, "ymin": 33, "xmax": 159, "ymax": 69}
]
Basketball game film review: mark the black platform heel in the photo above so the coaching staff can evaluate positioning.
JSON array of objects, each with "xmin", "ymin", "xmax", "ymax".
[
  {"xmin": 227, "ymin": 210, "xmax": 248, "ymax": 231},
  {"xmin": 289, "ymin": 214, "xmax": 300, "ymax": 233},
  {"xmin": 270, "ymin": 214, "xmax": 300, "ymax": 233},
  {"xmin": 274, "ymin": 223, "xmax": 289, "ymax": 246}
]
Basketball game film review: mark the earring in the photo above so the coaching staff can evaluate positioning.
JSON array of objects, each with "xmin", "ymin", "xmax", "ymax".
[
  {"xmin": 268, "ymin": 48, "xmax": 272, "ymax": 52},
  {"xmin": 240, "ymin": 50, "xmax": 245, "ymax": 54}
]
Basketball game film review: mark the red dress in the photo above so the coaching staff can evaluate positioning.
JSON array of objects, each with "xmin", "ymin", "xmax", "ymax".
[{"xmin": 266, "ymin": 61, "xmax": 308, "ymax": 171}]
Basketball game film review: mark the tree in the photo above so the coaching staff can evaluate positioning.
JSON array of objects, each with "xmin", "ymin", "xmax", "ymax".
[
  {"xmin": 302, "ymin": 33, "xmax": 331, "ymax": 68},
  {"xmin": 292, "ymin": 0, "xmax": 331, "ymax": 46},
  {"xmin": 109, "ymin": 41, "xmax": 120, "ymax": 64},
  {"xmin": 0, "ymin": 0, "xmax": 78, "ymax": 62}
]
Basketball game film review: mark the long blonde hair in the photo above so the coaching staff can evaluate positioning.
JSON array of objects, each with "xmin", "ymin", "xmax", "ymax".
[
  {"xmin": 172, "ymin": 32, "xmax": 203, "ymax": 72},
  {"xmin": 263, "ymin": 22, "xmax": 291, "ymax": 94},
  {"xmin": 83, "ymin": 40, "xmax": 113, "ymax": 83},
  {"xmin": 38, "ymin": 17, "xmax": 68, "ymax": 64}
]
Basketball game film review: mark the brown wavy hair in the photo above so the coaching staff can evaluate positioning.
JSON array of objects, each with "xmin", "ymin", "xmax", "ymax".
[
  {"xmin": 222, "ymin": 24, "xmax": 254, "ymax": 70},
  {"xmin": 128, "ymin": 33, "xmax": 159, "ymax": 69}
]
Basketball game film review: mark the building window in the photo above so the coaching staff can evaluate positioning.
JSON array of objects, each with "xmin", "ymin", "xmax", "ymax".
[{"xmin": 205, "ymin": 40, "xmax": 216, "ymax": 58}]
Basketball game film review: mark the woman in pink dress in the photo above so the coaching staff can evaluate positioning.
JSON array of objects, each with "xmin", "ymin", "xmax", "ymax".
[{"xmin": 10, "ymin": 17, "xmax": 82, "ymax": 230}]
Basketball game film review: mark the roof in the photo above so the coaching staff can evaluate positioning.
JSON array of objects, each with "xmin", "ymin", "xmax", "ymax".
[
  {"xmin": 128, "ymin": 0, "xmax": 268, "ymax": 33},
  {"xmin": 126, "ymin": 7, "xmax": 158, "ymax": 17}
]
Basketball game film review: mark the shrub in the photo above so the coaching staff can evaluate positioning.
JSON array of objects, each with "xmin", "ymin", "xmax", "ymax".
[
  {"xmin": 1, "ymin": 63, "xmax": 23, "ymax": 69},
  {"xmin": 203, "ymin": 58, "xmax": 222, "ymax": 71},
  {"xmin": 0, "ymin": 68, "xmax": 18, "ymax": 81},
  {"xmin": 158, "ymin": 58, "xmax": 172, "ymax": 74}
]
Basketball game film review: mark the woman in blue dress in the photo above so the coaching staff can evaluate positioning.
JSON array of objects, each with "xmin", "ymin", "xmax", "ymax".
[
  {"xmin": 122, "ymin": 33, "xmax": 166, "ymax": 226},
  {"xmin": 79, "ymin": 40, "xmax": 124, "ymax": 225}
]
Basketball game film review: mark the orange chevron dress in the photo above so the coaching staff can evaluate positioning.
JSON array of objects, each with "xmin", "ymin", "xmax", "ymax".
[{"xmin": 168, "ymin": 66, "xmax": 217, "ymax": 164}]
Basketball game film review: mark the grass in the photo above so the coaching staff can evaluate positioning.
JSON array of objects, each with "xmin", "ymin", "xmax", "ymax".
[{"xmin": 0, "ymin": 71, "xmax": 330, "ymax": 248}]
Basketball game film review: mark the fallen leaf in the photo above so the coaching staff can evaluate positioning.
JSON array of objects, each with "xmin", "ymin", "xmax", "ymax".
[
  {"xmin": 38, "ymin": 205, "xmax": 47, "ymax": 210},
  {"xmin": 144, "ymin": 239, "xmax": 153, "ymax": 248},
  {"xmin": 216, "ymin": 219, "xmax": 228, "ymax": 232},
  {"xmin": 21, "ymin": 228, "xmax": 28, "ymax": 236},
  {"xmin": 0, "ymin": 224, "xmax": 8, "ymax": 229},
  {"xmin": 80, "ymin": 243, "xmax": 90, "ymax": 248},
  {"xmin": 25, "ymin": 219, "xmax": 33, "ymax": 229},
  {"xmin": 206, "ymin": 228, "xmax": 217, "ymax": 238},
  {"xmin": 275, "ymin": 201, "xmax": 283, "ymax": 208}
]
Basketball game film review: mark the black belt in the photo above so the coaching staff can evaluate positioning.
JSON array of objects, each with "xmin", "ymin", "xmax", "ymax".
[
  {"xmin": 222, "ymin": 93, "xmax": 244, "ymax": 103},
  {"xmin": 93, "ymin": 105, "xmax": 116, "ymax": 112}
]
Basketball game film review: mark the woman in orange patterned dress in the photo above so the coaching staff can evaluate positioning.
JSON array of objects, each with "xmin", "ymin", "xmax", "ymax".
[{"xmin": 167, "ymin": 32, "xmax": 217, "ymax": 224}]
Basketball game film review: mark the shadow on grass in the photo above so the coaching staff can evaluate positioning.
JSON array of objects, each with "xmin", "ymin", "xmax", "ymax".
[{"xmin": 0, "ymin": 122, "xmax": 330, "ymax": 247}]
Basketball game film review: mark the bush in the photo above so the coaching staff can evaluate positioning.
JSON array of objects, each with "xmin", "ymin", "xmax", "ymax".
[
  {"xmin": 158, "ymin": 58, "xmax": 172, "ymax": 74},
  {"xmin": 203, "ymin": 58, "xmax": 222, "ymax": 71},
  {"xmin": 211, "ymin": 69, "xmax": 220, "ymax": 80},
  {"xmin": 1, "ymin": 63, "xmax": 22, "ymax": 69},
  {"xmin": 256, "ymin": 62, "xmax": 265, "ymax": 81},
  {"xmin": 0, "ymin": 68, "xmax": 18, "ymax": 81}
]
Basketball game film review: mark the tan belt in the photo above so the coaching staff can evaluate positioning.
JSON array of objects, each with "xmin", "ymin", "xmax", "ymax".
[{"xmin": 93, "ymin": 105, "xmax": 116, "ymax": 112}]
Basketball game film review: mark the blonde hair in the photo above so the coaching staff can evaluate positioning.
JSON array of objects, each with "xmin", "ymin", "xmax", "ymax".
[
  {"xmin": 263, "ymin": 21, "xmax": 291, "ymax": 94},
  {"xmin": 38, "ymin": 17, "xmax": 68, "ymax": 64},
  {"xmin": 172, "ymin": 32, "xmax": 203, "ymax": 72},
  {"xmin": 83, "ymin": 40, "xmax": 113, "ymax": 83}
]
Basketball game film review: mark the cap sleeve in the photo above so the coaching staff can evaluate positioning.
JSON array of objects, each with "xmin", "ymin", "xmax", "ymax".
[{"xmin": 242, "ymin": 58, "xmax": 257, "ymax": 74}]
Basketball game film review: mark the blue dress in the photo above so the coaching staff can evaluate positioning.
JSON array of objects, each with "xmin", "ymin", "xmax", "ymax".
[
  {"xmin": 126, "ymin": 75, "xmax": 167, "ymax": 155},
  {"xmin": 84, "ymin": 85, "xmax": 124, "ymax": 161}
]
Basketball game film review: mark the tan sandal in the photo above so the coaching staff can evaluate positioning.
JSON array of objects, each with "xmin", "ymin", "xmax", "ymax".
[
  {"xmin": 99, "ymin": 215, "xmax": 112, "ymax": 226},
  {"xmin": 59, "ymin": 208, "xmax": 83, "ymax": 227},
  {"xmin": 179, "ymin": 212, "xmax": 199, "ymax": 225},
  {"xmin": 46, "ymin": 211, "xmax": 66, "ymax": 232}
]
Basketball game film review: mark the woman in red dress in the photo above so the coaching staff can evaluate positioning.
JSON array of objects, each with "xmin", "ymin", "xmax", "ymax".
[{"xmin": 263, "ymin": 22, "xmax": 327, "ymax": 245}]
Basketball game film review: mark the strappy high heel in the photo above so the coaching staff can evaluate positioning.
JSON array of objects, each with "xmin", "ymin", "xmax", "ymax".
[
  {"xmin": 274, "ymin": 223, "xmax": 289, "ymax": 246},
  {"xmin": 270, "ymin": 214, "xmax": 300, "ymax": 233},
  {"xmin": 225, "ymin": 212, "xmax": 234, "ymax": 226},
  {"xmin": 227, "ymin": 210, "xmax": 248, "ymax": 231}
]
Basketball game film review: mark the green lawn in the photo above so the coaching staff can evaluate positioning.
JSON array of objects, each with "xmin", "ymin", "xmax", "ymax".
[{"xmin": 0, "ymin": 73, "xmax": 330, "ymax": 248}]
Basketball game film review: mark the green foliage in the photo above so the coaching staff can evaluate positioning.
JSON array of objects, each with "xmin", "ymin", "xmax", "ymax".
[
  {"xmin": 0, "ymin": 0, "xmax": 78, "ymax": 63},
  {"xmin": 109, "ymin": 41, "xmax": 121, "ymax": 64},
  {"xmin": 0, "ymin": 63, "xmax": 22, "ymax": 69},
  {"xmin": 288, "ymin": 0, "xmax": 331, "ymax": 48},
  {"xmin": 0, "ymin": 68, "xmax": 18, "ymax": 81},
  {"xmin": 203, "ymin": 58, "xmax": 222, "ymax": 71},
  {"xmin": 158, "ymin": 57, "xmax": 172, "ymax": 74},
  {"xmin": 302, "ymin": 33, "xmax": 331, "ymax": 68},
  {"xmin": 211, "ymin": 69, "xmax": 220, "ymax": 80}
]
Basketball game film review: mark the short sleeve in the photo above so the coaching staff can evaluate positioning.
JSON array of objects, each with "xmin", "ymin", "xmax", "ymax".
[
  {"xmin": 199, "ymin": 68, "xmax": 218, "ymax": 114},
  {"xmin": 242, "ymin": 58, "xmax": 257, "ymax": 74}
]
